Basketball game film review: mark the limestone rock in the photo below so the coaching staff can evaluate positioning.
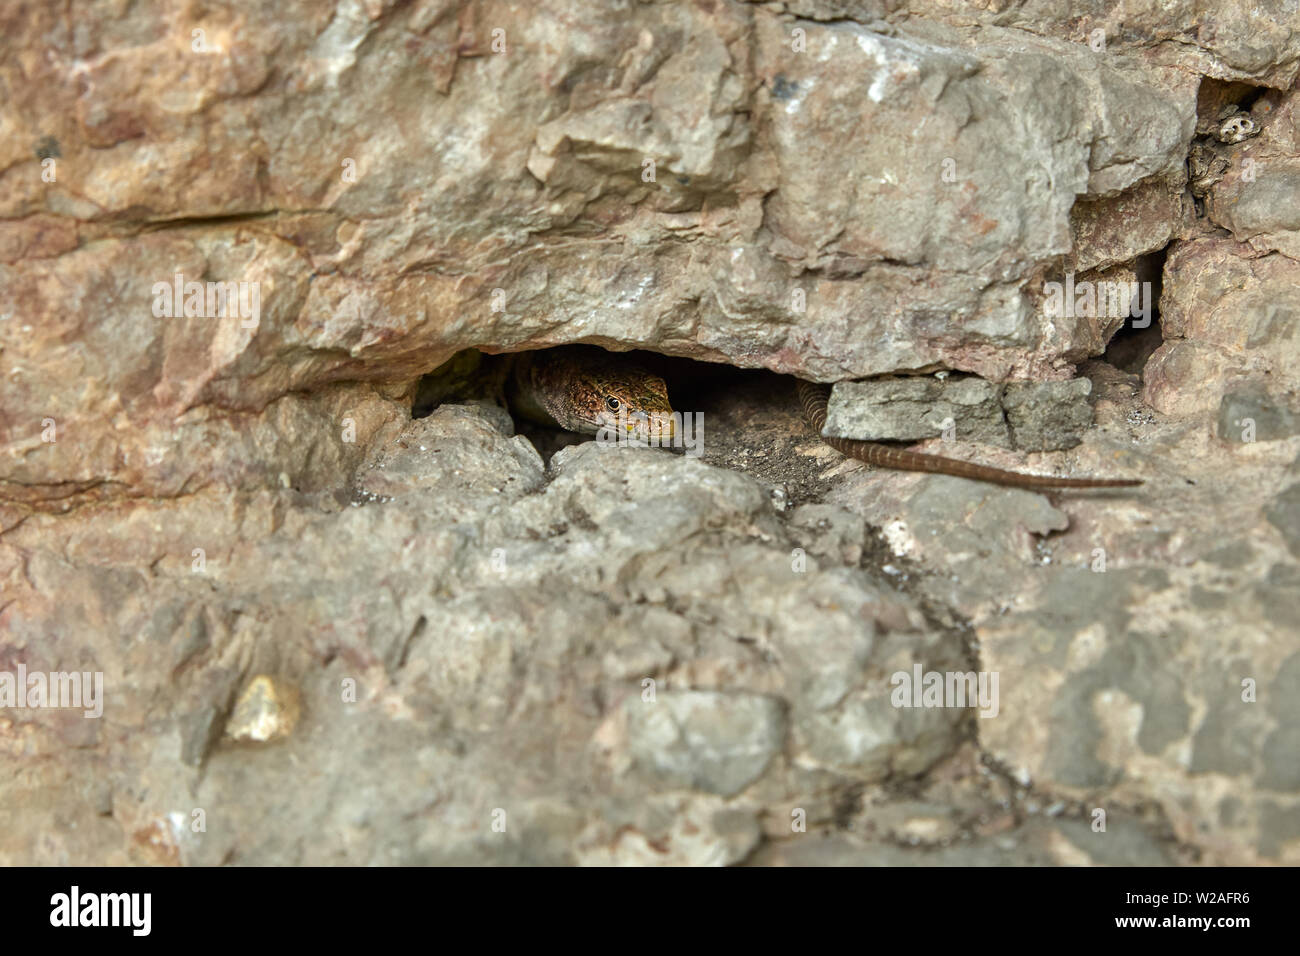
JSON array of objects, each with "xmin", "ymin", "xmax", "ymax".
[{"xmin": 2, "ymin": 0, "xmax": 1298, "ymax": 867}]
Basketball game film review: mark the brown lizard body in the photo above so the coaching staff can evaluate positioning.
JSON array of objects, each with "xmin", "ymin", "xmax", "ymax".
[
  {"xmin": 508, "ymin": 347, "xmax": 1140, "ymax": 490},
  {"xmin": 506, "ymin": 347, "xmax": 677, "ymax": 443}
]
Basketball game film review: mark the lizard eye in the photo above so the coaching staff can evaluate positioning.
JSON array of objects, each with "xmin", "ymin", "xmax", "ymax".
[{"xmin": 606, "ymin": 397, "xmax": 620, "ymax": 412}]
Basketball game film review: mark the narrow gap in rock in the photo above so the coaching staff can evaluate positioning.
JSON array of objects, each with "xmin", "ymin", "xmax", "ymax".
[
  {"xmin": 1102, "ymin": 245, "xmax": 1167, "ymax": 376},
  {"xmin": 649, "ymin": 351, "xmax": 837, "ymax": 505},
  {"xmin": 1195, "ymin": 77, "xmax": 1269, "ymax": 118},
  {"xmin": 1187, "ymin": 78, "xmax": 1272, "ymax": 218},
  {"xmin": 411, "ymin": 346, "xmax": 835, "ymax": 503}
]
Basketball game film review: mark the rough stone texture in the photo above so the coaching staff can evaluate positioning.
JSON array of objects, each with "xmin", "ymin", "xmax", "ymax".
[
  {"xmin": 1144, "ymin": 235, "xmax": 1300, "ymax": 418},
  {"xmin": 2, "ymin": 0, "xmax": 1299, "ymax": 866},
  {"xmin": 1204, "ymin": 90, "xmax": 1300, "ymax": 258},
  {"xmin": 894, "ymin": 0, "xmax": 1300, "ymax": 89},
  {"xmin": 816, "ymin": 384, "xmax": 1300, "ymax": 865},
  {"xmin": 824, "ymin": 375, "xmax": 1096, "ymax": 450},
  {"xmin": 1, "ymin": 407, "xmax": 967, "ymax": 865},
  {"xmin": 0, "ymin": 0, "xmax": 1201, "ymax": 502},
  {"xmin": 1003, "ymin": 379, "xmax": 1097, "ymax": 452},
  {"xmin": 825, "ymin": 377, "xmax": 1009, "ymax": 446},
  {"xmin": 1068, "ymin": 178, "xmax": 1185, "ymax": 273},
  {"xmin": 615, "ymin": 691, "xmax": 787, "ymax": 797},
  {"xmin": 1217, "ymin": 387, "xmax": 1300, "ymax": 445},
  {"xmin": 1265, "ymin": 484, "xmax": 1300, "ymax": 559}
]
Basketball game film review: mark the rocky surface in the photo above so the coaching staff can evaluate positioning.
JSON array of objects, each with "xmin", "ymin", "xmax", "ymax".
[
  {"xmin": 824, "ymin": 376, "xmax": 1096, "ymax": 451},
  {"xmin": 2, "ymin": 1, "xmax": 1298, "ymax": 865}
]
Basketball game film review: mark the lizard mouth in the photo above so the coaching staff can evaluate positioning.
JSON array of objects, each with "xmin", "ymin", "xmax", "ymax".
[
  {"xmin": 638, "ymin": 411, "xmax": 676, "ymax": 443},
  {"xmin": 644, "ymin": 408, "xmax": 676, "ymax": 442},
  {"xmin": 609, "ymin": 410, "xmax": 676, "ymax": 444}
]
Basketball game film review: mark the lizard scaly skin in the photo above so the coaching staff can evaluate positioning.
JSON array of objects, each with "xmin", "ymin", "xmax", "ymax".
[
  {"xmin": 508, "ymin": 348, "xmax": 1140, "ymax": 489},
  {"xmin": 507, "ymin": 347, "xmax": 677, "ymax": 443}
]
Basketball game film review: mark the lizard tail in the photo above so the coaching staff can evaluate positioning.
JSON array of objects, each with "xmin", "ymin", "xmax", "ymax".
[{"xmin": 797, "ymin": 380, "xmax": 1142, "ymax": 490}]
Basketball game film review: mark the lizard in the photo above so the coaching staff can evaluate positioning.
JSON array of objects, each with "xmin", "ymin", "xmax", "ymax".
[
  {"xmin": 506, "ymin": 346, "xmax": 677, "ymax": 443},
  {"xmin": 504, "ymin": 346, "xmax": 1141, "ymax": 489}
]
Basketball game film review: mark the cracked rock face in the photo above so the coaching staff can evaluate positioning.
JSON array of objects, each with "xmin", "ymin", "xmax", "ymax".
[
  {"xmin": 2, "ymin": 1, "xmax": 1299, "ymax": 866},
  {"xmin": 824, "ymin": 375, "xmax": 1096, "ymax": 451}
]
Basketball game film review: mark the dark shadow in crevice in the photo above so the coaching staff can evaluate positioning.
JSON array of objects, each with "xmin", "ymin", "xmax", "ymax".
[
  {"xmin": 1195, "ymin": 78, "xmax": 1269, "ymax": 125},
  {"xmin": 1103, "ymin": 246, "xmax": 1167, "ymax": 377},
  {"xmin": 410, "ymin": 346, "xmax": 834, "ymax": 498},
  {"xmin": 411, "ymin": 346, "xmax": 767, "ymax": 422}
]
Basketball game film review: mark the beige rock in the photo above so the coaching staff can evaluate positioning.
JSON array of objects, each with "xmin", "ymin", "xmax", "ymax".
[{"xmin": 2, "ymin": 0, "xmax": 1298, "ymax": 867}]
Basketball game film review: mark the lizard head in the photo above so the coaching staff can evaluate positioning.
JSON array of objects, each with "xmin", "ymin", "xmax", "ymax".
[{"xmin": 563, "ymin": 359, "xmax": 677, "ymax": 443}]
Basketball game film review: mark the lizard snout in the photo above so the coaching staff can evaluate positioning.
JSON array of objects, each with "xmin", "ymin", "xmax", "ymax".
[{"xmin": 624, "ymin": 409, "xmax": 676, "ymax": 443}]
